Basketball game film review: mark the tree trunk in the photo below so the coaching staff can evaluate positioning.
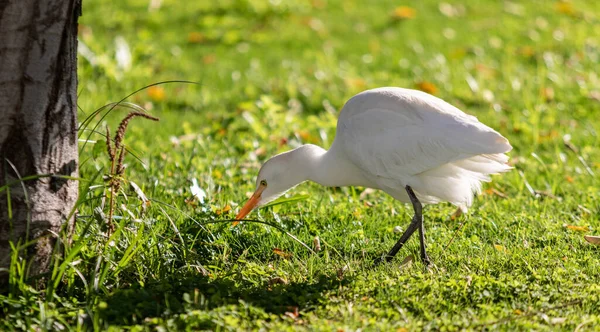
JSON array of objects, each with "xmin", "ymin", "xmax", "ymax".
[{"xmin": 0, "ymin": 0, "xmax": 80, "ymax": 285}]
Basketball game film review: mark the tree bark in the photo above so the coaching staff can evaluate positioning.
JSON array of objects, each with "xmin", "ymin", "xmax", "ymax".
[{"xmin": 0, "ymin": 0, "xmax": 80, "ymax": 284}]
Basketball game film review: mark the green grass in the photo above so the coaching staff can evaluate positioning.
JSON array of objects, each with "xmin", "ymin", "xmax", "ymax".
[{"xmin": 2, "ymin": 0, "xmax": 600, "ymax": 330}]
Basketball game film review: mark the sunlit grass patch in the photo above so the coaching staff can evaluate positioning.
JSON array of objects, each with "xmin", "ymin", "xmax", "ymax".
[{"xmin": 2, "ymin": 0, "xmax": 600, "ymax": 330}]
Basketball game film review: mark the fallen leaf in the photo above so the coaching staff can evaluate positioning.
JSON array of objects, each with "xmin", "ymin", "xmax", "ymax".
[
  {"xmin": 494, "ymin": 244, "xmax": 508, "ymax": 253},
  {"xmin": 216, "ymin": 205, "xmax": 231, "ymax": 215},
  {"xmin": 212, "ymin": 169, "xmax": 223, "ymax": 179},
  {"xmin": 391, "ymin": 6, "xmax": 416, "ymax": 20},
  {"xmin": 345, "ymin": 77, "xmax": 366, "ymax": 90},
  {"xmin": 284, "ymin": 306, "xmax": 299, "ymax": 319},
  {"xmin": 415, "ymin": 81, "xmax": 438, "ymax": 95},
  {"xmin": 296, "ymin": 130, "xmax": 318, "ymax": 143},
  {"xmin": 475, "ymin": 63, "xmax": 497, "ymax": 77},
  {"xmin": 202, "ymin": 54, "xmax": 216, "ymax": 64},
  {"xmin": 400, "ymin": 255, "xmax": 413, "ymax": 267},
  {"xmin": 564, "ymin": 225, "xmax": 588, "ymax": 232},
  {"xmin": 519, "ymin": 46, "xmax": 535, "ymax": 58},
  {"xmin": 483, "ymin": 188, "xmax": 508, "ymax": 198},
  {"xmin": 311, "ymin": 0, "xmax": 325, "ymax": 9},
  {"xmin": 184, "ymin": 197, "xmax": 198, "ymax": 208},
  {"xmin": 450, "ymin": 207, "xmax": 464, "ymax": 220},
  {"xmin": 188, "ymin": 31, "xmax": 205, "ymax": 43},
  {"xmin": 273, "ymin": 248, "xmax": 293, "ymax": 259},
  {"xmin": 584, "ymin": 235, "xmax": 600, "ymax": 245},
  {"xmin": 555, "ymin": 2, "xmax": 575, "ymax": 16},
  {"xmin": 313, "ymin": 236, "xmax": 321, "ymax": 252},
  {"xmin": 268, "ymin": 277, "xmax": 288, "ymax": 286},
  {"xmin": 147, "ymin": 86, "xmax": 165, "ymax": 102},
  {"xmin": 541, "ymin": 87, "xmax": 555, "ymax": 101}
]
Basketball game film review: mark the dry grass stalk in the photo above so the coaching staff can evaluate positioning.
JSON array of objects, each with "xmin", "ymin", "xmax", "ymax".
[{"xmin": 105, "ymin": 111, "xmax": 159, "ymax": 233}]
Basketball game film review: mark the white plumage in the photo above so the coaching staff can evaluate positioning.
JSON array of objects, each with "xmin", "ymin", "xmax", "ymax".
[
  {"xmin": 334, "ymin": 87, "xmax": 512, "ymax": 211},
  {"xmin": 236, "ymin": 87, "xmax": 512, "ymax": 263}
]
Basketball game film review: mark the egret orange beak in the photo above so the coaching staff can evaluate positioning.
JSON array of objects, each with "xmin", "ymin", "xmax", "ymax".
[{"xmin": 233, "ymin": 182, "xmax": 267, "ymax": 225}]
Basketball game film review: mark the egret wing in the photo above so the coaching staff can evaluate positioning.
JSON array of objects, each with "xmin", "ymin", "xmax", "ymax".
[{"xmin": 338, "ymin": 107, "xmax": 510, "ymax": 181}]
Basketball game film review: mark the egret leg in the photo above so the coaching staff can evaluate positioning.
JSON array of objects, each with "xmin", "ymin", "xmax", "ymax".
[
  {"xmin": 381, "ymin": 185, "xmax": 429, "ymax": 264},
  {"xmin": 418, "ymin": 216, "xmax": 430, "ymax": 265}
]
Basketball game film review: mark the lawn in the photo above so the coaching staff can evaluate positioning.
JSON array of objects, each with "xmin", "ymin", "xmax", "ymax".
[{"xmin": 2, "ymin": 0, "xmax": 600, "ymax": 330}]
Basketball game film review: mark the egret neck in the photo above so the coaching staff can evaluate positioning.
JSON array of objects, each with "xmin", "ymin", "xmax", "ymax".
[
  {"xmin": 300, "ymin": 143, "xmax": 372, "ymax": 188},
  {"xmin": 236, "ymin": 143, "xmax": 374, "ymax": 221}
]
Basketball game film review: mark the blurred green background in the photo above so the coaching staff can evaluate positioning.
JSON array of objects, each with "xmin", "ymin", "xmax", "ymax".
[{"xmin": 5, "ymin": 0, "xmax": 600, "ymax": 330}]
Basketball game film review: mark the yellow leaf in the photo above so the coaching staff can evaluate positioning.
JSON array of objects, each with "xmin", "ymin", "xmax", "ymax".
[
  {"xmin": 416, "ymin": 81, "xmax": 438, "ymax": 95},
  {"xmin": 311, "ymin": 0, "xmax": 325, "ymax": 9},
  {"xmin": 345, "ymin": 78, "xmax": 366, "ymax": 90},
  {"xmin": 147, "ymin": 86, "xmax": 165, "ymax": 102},
  {"xmin": 273, "ymin": 248, "xmax": 293, "ymax": 259},
  {"xmin": 555, "ymin": 2, "xmax": 575, "ymax": 16},
  {"xmin": 519, "ymin": 46, "xmax": 535, "ymax": 58},
  {"xmin": 296, "ymin": 130, "xmax": 319, "ymax": 143},
  {"xmin": 188, "ymin": 31, "xmax": 205, "ymax": 43},
  {"xmin": 391, "ymin": 6, "xmax": 416, "ymax": 20},
  {"xmin": 538, "ymin": 129, "xmax": 558, "ymax": 142},
  {"xmin": 216, "ymin": 204, "xmax": 231, "ymax": 215},
  {"xmin": 450, "ymin": 207, "xmax": 463, "ymax": 220},
  {"xmin": 475, "ymin": 64, "xmax": 497, "ymax": 78},
  {"xmin": 541, "ymin": 87, "xmax": 555, "ymax": 101},
  {"xmin": 565, "ymin": 225, "xmax": 588, "ymax": 232},
  {"xmin": 202, "ymin": 54, "xmax": 216, "ymax": 64},
  {"xmin": 494, "ymin": 244, "xmax": 508, "ymax": 253}
]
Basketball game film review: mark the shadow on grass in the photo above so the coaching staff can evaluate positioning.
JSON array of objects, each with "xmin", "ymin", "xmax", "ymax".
[{"xmin": 100, "ymin": 270, "xmax": 351, "ymax": 326}]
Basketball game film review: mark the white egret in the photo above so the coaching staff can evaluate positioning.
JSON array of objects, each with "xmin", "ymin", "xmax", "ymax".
[{"xmin": 235, "ymin": 87, "xmax": 512, "ymax": 264}]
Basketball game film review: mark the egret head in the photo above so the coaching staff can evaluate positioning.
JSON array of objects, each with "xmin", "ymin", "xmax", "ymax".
[{"xmin": 235, "ymin": 145, "xmax": 319, "ymax": 220}]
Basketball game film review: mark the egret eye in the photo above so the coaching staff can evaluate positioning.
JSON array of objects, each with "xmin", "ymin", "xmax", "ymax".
[{"xmin": 260, "ymin": 180, "xmax": 267, "ymax": 186}]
